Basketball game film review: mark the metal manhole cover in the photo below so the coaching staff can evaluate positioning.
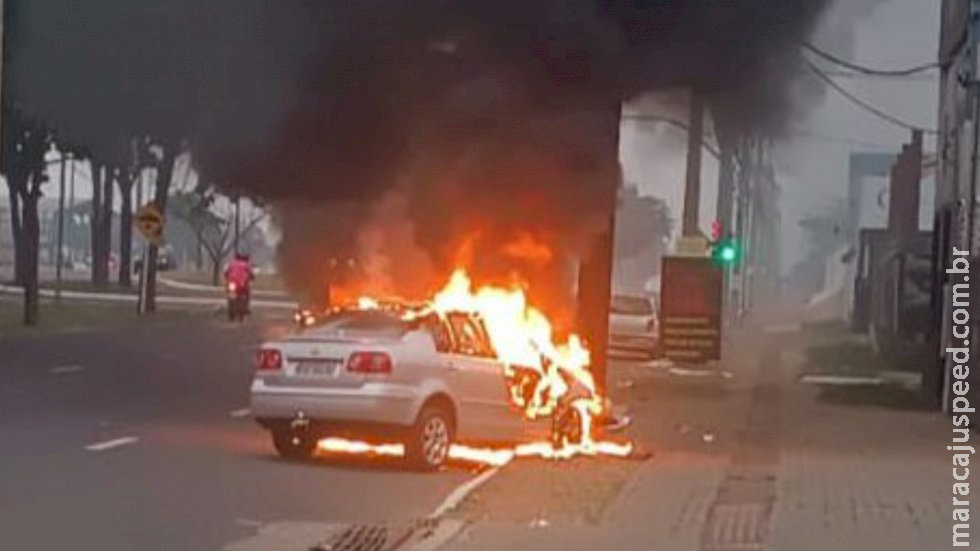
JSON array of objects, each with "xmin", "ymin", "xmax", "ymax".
[{"xmin": 311, "ymin": 524, "xmax": 411, "ymax": 551}]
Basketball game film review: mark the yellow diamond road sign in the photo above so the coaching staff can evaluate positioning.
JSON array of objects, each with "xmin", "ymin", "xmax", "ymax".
[{"xmin": 135, "ymin": 203, "xmax": 164, "ymax": 244}]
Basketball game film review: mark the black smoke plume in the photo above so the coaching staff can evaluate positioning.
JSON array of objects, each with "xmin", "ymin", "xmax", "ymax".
[{"xmin": 5, "ymin": 1, "xmax": 832, "ymax": 309}]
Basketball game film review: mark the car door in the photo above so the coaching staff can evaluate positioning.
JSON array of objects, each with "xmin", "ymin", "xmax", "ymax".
[{"xmin": 442, "ymin": 313, "xmax": 519, "ymax": 441}]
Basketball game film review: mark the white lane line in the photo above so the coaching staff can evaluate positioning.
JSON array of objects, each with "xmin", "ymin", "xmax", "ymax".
[
  {"xmin": 799, "ymin": 374, "xmax": 884, "ymax": 386},
  {"xmin": 429, "ymin": 467, "xmax": 502, "ymax": 519},
  {"xmin": 229, "ymin": 408, "xmax": 252, "ymax": 418},
  {"xmin": 233, "ymin": 517, "xmax": 264, "ymax": 528},
  {"xmin": 85, "ymin": 436, "xmax": 139, "ymax": 452},
  {"xmin": 51, "ymin": 365, "xmax": 83, "ymax": 375}
]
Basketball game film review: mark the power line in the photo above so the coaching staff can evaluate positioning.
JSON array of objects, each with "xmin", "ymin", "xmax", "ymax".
[
  {"xmin": 821, "ymin": 69, "xmax": 935, "ymax": 82},
  {"xmin": 804, "ymin": 58, "xmax": 938, "ymax": 135},
  {"xmin": 624, "ymin": 112, "xmax": 900, "ymax": 152},
  {"xmin": 802, "ymin": 42, "xmax": 939, "ymax": 77},
  {"xmin": 791, "ymin": 129, "xmax": 896, "ymax": 150},
  {"xmin": 620, "ymin": 113, "xmax": 721, "ymax": 159}
]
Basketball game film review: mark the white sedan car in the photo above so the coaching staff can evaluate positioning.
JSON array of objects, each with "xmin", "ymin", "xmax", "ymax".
[
  {"xmin": 250, "ymin": 309, "xmax": 550, "ymax": 469},
  {"xmin": 608, "ymin": 294, "xmax": 660, "ymax": 358}
]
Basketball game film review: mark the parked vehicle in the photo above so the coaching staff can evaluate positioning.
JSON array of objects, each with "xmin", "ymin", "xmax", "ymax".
[
  {"xmin": 608, "ymin": 294, "xmax": 660, "ymax": 358},
  {"xmin": 133, "ymin": 249, "xmax": 178, "ymax": 274},
  {"xmin": 250, "ymin": 309, "xmax": 552, "ymax": 469}
]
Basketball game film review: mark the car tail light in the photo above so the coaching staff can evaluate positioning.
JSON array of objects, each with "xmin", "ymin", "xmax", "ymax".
[
  {"xmin": 347, "ymin": 351, "xmax": 393, "ymax": 374},
  {"xmin": 256, "ymin": 348, "xmax": 282, "ymax": 371}
]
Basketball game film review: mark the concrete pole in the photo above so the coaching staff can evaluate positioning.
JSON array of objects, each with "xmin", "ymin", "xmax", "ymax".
[
  {"xmin": 682, "ymin": 91, "xmax": 705, "ymax": 237},
  {"xmin": 576, "ymin": 104, "xmax": 622, "ymax": 397}
]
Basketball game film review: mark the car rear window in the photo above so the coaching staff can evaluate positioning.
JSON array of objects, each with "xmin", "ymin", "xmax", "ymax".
[
  {"xmin": 313, "ymin": 311, "xmax": 410, "ymax": 335},
  {"xmin": 611, "ymin": 296, "xmax": 653, "ymax": 316}
]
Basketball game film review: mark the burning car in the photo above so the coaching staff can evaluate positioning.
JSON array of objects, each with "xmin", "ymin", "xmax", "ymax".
[
  {"xmin": 252, "ymin": 269, "xmax": 631, "ymax": 470},
  {"xmin": 252, "ymin": 308, "xmax": 554, "ymax": 469}
]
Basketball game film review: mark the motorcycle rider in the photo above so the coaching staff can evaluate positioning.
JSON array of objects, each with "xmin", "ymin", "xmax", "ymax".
[{"xmin": 224, "ymin": 252, "xmax": 254, "ymax": 314}]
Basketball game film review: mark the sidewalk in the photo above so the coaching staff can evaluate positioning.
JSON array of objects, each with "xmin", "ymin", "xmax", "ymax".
[{"xmin": 438, "ymin": 315, "xmax": 954, "ymax": 550}]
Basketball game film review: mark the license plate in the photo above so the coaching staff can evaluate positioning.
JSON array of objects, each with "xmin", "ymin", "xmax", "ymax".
[{"xmin": 294, "ymin": 360, "xmax": 340, "ymax": 377}]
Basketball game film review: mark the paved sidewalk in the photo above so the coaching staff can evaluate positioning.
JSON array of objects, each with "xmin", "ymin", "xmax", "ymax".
[
  {"xmin": 439, "ymin": 316, "xmax": 955, "ymax": 551},
  {"xmin": 770, "ymin": 349, "xmax": 950, "ymax": 550}
]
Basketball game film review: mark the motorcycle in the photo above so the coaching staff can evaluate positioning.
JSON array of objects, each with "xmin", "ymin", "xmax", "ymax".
[{"xmin": 226, "ymin": 281, "xmax": 250, "ymax": 321}]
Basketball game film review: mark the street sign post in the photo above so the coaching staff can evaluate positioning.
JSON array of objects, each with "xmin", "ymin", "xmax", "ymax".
[
  {"xmin": 135, "ymin": 203, "xmax": 164, "ymax": 314},
  {"xmin": 659, "ymin": 256, "xmax": 724, "ymax": 363},
  {"xmin": 135, "ymin": 203, "xmax": 164, "ymax": 245}
]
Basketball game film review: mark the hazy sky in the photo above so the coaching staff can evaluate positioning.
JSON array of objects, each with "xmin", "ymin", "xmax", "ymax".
[{"xmin": 621, "ymin": 0, "xmax": 940, "ymax": 273}]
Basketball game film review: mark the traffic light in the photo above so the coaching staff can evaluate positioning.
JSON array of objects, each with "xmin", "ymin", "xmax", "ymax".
[{"xmin": 711, "ymin": 234, "xmax": 740, "ymax": 266}]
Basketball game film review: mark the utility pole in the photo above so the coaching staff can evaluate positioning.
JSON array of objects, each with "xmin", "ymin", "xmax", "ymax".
[
  {"xmin": 682, "ymin": 91, "xmax": 705, "ymax": 236},
  {"xmin": 715, "ymin": 134, "xmax": 736, "ymax": 322},
  {"xmin": 576, "ymin": 104, "xmax": 622, "ymax": 397},
  {"xmin": 54, "ymin": 154, "xmax": 67, "ymax": 300}
]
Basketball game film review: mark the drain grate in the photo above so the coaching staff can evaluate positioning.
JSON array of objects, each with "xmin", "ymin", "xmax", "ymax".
[
  {"xmin": 310, "ymin": 524, "xmax": 407, "ymax": 551},
  {"xmin": 702, "ymin": 503, "xmax": 770, "ymax": 551}
]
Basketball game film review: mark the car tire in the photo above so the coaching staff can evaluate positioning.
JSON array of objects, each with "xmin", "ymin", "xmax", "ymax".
[
  {"xmin": 406, "ymin": 404, "xmax": 454, "ymax": 471},
  {"xmin": 271, "ymin": 429, "xmax": 317, "ymax": 461}
]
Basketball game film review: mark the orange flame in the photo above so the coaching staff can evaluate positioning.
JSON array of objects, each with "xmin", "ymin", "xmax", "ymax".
[
  {"xmin": 423, "ymin": 269, "xmax": 631, "ymax": 459},
  {"xmin": 317, "ymin": 267, "xmax": 632, "ymax": 465}
]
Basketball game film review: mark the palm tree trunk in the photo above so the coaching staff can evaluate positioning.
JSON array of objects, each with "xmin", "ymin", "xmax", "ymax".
[
  {"xmin": 21, "ymin": 191, "xmax": 41, "ymax": 325},
  {"xmin": 144, "ymin": 147, "xmax": 177, "ymax": 313},
  {"xmin": 90, "ymin": 162, "xmax": 105, "ymax": 285},
  {"xmin": 118, "ymin": 177, "xmax": 134, "ymax": 287},
  {"xmin": 8, "ymin": 188, "xmax": 24, "ymax": 285}
]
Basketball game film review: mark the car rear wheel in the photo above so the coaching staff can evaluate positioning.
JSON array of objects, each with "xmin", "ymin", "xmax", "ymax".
[
  {"xmin": 271, "ymin": 428, "xmax": 317, "ymax": 461},
  {"xmin": 406, "ymin": 405, "xmax": 454, "ymax": 471}
]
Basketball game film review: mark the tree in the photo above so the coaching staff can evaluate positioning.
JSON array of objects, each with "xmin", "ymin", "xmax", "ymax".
[
  {"xmin": 86, "ymin": 160, "xmax": 113, "ymax": 286},
  {"xmin": 116, "ymin": 137, "xmax": 155, "ymax": 287},
  {"xmin": 615, "ymin": 185, "xmax": 673, "ymax": 262},
  {"xmin": 1, "ymin": 106, "xmax": 54, "ymax": 325},
  {"xmin": 172, "ymin": 185, "xmax": 266, "ymax": 284}
]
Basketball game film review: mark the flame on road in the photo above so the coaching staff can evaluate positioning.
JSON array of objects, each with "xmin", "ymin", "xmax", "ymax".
[
  {"xmin": 315, "ymin": 438, "xmax": 633, "ymax": 468},
  {"xmin": 318, "ymin": 437, "xmax": 403, "ymax": 457}
]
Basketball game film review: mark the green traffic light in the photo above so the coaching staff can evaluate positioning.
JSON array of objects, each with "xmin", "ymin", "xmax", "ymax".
[
  {"xmin": 719, "ymin": 245, "xmax": 737, "ymax": 263},
  {"xmin": 712, "ymin": 239, "xmax": 739, "ymax": 265}
]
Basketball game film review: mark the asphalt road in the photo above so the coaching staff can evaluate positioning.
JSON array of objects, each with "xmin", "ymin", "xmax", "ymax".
[{"xmin": 0, "ymin": 316, "xmax": 471, "ymax": 551}]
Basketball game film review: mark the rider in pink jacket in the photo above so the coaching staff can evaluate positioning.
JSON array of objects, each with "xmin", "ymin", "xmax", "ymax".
[{"xmin": 224, "ymin": 253, "xmax": 254, "ymax": 291}]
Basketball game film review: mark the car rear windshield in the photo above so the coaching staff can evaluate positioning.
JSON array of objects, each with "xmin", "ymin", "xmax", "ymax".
[
  {"xmin": 312, "ymin": 311, "xmax": 410, "ymax": 335},
  {"xmin": 611, "ymin": 296, "xmax": 653, "ymax": 316}
]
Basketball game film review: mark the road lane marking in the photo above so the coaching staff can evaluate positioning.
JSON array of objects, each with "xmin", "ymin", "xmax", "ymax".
[
  {"xmin": 429, "ymin": 467, "xmax": 502, "ymax": 519},
  {"xmin": 230, "ymin": 408, "xmax": 252, "ymax": 418},
  {"xmin": 233, "ymin": 517, "xmax": 264, "ymax": 528},
  {"xmin": 51, "ymin": 365, "xmax": 83, "ymax": 375},
  {"xmin": 85, "ymin": 436, "xmax": 139, "ymax": 452},
  {"xmin": 799, "ymin": 374, "xmax": 883, "ymax": 386}
]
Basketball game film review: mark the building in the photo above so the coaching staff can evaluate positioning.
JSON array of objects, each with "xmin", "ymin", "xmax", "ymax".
[{"xmin": 933, "ymin": 0, "xmax": 977, "ymax": 410}]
